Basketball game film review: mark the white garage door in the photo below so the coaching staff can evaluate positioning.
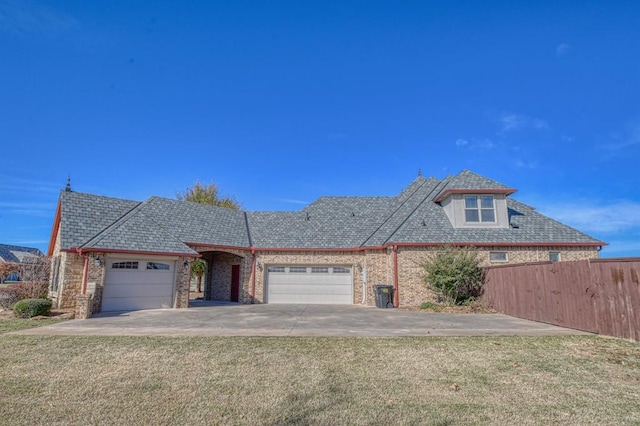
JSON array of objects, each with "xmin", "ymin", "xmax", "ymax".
[
  {"xmin": 267, "ymin": 266, "xmax": 352, "ymax": 304},
  {"xmin": 102, "ymin": 259, "xmax": 175, "ymax": 311}
]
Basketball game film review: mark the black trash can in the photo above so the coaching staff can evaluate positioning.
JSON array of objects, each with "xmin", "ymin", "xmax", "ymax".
[{"xmin": 374, "ymin": 285, "xmax": 394, "ymax": 308}]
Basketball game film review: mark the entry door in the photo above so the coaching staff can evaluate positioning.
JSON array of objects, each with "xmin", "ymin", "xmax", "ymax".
[{"xmin": 230, "ymin": 265, "xmax": 240, "ymax": 302}]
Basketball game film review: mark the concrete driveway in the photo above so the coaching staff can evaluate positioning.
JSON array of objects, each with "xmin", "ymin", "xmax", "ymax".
[{"xmin": 14, "ymin": 303, "xmax": 586, "ymax": 337}]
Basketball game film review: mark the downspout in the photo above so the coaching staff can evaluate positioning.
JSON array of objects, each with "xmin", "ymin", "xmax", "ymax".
[
  {"xmin": 393, "ymin": 245, "xmax": 399, "ymax": 307},
  {"xmin": 250, "ymin": 247, "xmax": 256, "ymax": 304},
  {"xmin": 361, "ymin": 254, "xmax": 367, "ymax": 305},
  {"xmin": 78, "ymin": 249, "xmax": 89, "ymax": 295}
]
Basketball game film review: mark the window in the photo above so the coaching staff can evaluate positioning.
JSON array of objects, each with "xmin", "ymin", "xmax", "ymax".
[
  {"xmin": 268, "ymin": 266, "xmax": 285, "ymax": 273},
  {"xmin": 464, "ymin": 195, "xmax": 495, "ymax": 223},
  {"xmin": 549, "ymin": 252, "xmax": 561, "ymax": 262},
  {"xmin": 50, "ymin": 256, "xmax": 61, "ymax": 292},
  {"xmin": 332, "ymin": 267, "xmax": 351, "ymax": 274},
  {"xmin": 489, "ymin": 252, "xmax": 508, "ymax": 263},
  {"xmin": 311, "ymin": 267, "xmax": 329, "ymax": 274},
  {"xmin": 112, "ymin": 261, "xmax": 139, "ymax": 269},
  {"xmin": 146, "ymin": 262, "xmax": 170, "ymax": 270},
  {"xmin": 289, "ymin": 267, "xmax": 307, "ymax": 273}
]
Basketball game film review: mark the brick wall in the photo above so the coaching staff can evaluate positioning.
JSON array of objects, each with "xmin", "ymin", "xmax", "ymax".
[
  {"xmin": 50, "ymin": 243, "xmax": 600, "ymax": 310},
  {"xmin": 192, "ymin": 247, "xmax": 252, "ymax": 303},
  {"xmin": 174, "ymin": 257, "xmax": 191, "ymax": 308},
  {"xmin": 397, "ymin": 246, "xmax": 599, "ymax": 307}
]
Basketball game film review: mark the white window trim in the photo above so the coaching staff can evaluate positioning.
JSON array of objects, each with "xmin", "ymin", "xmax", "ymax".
[
  {"xmin": 489, "ymin": 252, "xmax": 508, "ymax": 263},
  {"xmin": 464, "ymin": 195, "xmax": 496, "ymax": 224}
]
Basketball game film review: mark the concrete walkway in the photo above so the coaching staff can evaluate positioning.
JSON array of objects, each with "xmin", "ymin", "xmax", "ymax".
[{"xmin": 13, "ymin": 304, "xmax": 587, "ymax": 337}]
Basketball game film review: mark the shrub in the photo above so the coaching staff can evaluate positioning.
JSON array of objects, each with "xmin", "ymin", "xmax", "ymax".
[
  {"xmin": 0, "ymin": 286, "xmax": 20, "ymax": 309},
  {"xmin": 13, "ymin": 298, "xmax": 52, "ymax": 318},
  {"xmin": 422, "ymin": 245, "xmax": 485, "ymax": 305},
  {"xmin": 13, "ymin": 281, "xmax": 49, "ymax": 300}
]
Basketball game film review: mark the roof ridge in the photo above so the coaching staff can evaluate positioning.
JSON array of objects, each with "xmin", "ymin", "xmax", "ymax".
[
  {"xmin": 359, "ymin": 177, "xmax": 431, "ymax": 246},
  {"xmin": 62, "ymin": 189, "xmax": 139, "ymax": 203},
  {"xmin": 382, "ymin": 178, "xmax": 449, "ymax": 245},
  {"xmin": 79, "ymin": 200, "xmax": 147, "ymax": 249}
]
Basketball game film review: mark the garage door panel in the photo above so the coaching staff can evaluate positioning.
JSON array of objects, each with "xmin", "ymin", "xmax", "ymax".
[
  {"xmin": 103, "ymin": 283, "xmax": 174, "ymax": 298},
  {"xmin": 268, "ymin": 293, "xmax": 351, "ymax": 304},
  {"xmin": 106, "ymin": 272, "xmax": 173, "ymax": 285},
  {"xmin": 269, "ymin": 285, "xmax": 352, "ymax": 296},
  {"xmin": 102, "ymin": 296, "xmax": 172, "ymax": 312},
  {"xmin": 267, "ymin": 266, "xmax": 353, "ymax": 304},
  {"xmin": 103, "ymin": 259, "xmax": 175, "ymax": 311}
]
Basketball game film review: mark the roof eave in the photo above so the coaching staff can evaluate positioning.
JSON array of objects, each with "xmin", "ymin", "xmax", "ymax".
[
  {"xmin": 63, "ymin": 247, "xmax": 200, "ymax": 258},
  {"xmin": 434, "ymin": 188, "xmax": 517, "ymax": 203}
]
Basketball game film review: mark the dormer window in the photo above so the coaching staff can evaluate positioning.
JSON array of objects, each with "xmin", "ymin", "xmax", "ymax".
[{"xmin": 464, "ymin": 195, "xmax": 495, "ymax": 223}]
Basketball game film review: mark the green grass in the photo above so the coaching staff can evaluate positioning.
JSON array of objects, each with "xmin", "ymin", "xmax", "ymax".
[
  {"xmin": 0, "ymin": 334, "xmax": 638, "ymax": 425},
  {"xmin": 0, "ymin": 317, "xmax": 67, "ymax": 334}
]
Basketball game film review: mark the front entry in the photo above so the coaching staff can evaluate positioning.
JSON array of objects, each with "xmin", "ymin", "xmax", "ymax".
[
  {"xmin": 231, "ymin": 264, "xmax": 240, "ymax": 302},
  {"xmin": 200, "ymin": 251, "xmax": 245, "ymax": 302}
]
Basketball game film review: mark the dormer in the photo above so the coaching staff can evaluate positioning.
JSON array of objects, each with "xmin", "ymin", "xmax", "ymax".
[{"xmin": 433, "ymin": 171, "xmax": 516, "ymax": 229}]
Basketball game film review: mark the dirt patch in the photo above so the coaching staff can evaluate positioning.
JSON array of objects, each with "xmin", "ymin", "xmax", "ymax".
[{"xmin": 399, "ymin": 304, "xmax": 497, "ymax": 314}]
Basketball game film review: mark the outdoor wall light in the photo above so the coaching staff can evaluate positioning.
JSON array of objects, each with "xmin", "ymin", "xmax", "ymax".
[
  {"xmin": 92, "ymin": 256, "xmax": 103, "ymax": 267},
  {"xmin": 257, "ymin": 261, "xmax": 263, "ymax": 271},
  {"xmin": 183, "ymin": 260, "xmax": 190, "ymax": 270}
]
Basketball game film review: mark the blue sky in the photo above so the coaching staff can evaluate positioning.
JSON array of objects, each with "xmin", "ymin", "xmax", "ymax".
[{"xmin": 1, "ymin": 0, "xmax": 639, "ymax": 257}]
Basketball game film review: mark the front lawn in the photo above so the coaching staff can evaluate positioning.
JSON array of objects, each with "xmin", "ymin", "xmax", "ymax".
[
  {"xmin": 0, "ymin": 317, "xmax": 67, "ymax": 334},
  {"xmin": 0, "ymin": 334, "xmax": 638, "ymax": 425}
]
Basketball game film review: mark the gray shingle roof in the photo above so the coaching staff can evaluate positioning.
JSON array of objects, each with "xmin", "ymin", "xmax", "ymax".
[
  {"xmin": 140, "ymin": 197, "xmax": 250, "ymax": 248},
  {"xmin": 59, "ymin": 191, "xmax": 140, "ymax": 249},
  {"xmin": 80, "ymin": 202, "xmax": 198, "ymax": 255},
  {"xmin": 248, "ymin": 196, "xmax": 395, "ymax": 248},
  {"xmin": 56, "ymin": 170, "xmax": 604, "ymax": 254},
  {"xmin": 0, "ymin": 244, "xmax": 44, "ymax": 263},
  {"xmin": 439, "ymin": 169, "xmax": 514, "ymax": 191}
]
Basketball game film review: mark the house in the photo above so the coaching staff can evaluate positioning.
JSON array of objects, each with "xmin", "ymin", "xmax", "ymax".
[
  {"xmin": 47, "ymin": 170, "xmax": 605, "ymax": 314},
  {"xmin": 0, "ymin": 243, "xmax": 44, "ymax": 283}
]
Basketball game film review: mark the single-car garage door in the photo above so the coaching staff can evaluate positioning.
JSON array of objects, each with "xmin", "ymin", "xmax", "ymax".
[
  {"xmin": 267, "ymin": 266, "xmax": 352, "ymax": 304},
  {"xmin": 102, "ymin": 259, "xmax": 175, "ymax": 311}
]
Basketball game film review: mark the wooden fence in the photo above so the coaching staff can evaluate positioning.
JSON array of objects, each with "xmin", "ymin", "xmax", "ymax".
[{"xmin": 483, "ymin": 258, "xmax": 640, "ymax": 341}]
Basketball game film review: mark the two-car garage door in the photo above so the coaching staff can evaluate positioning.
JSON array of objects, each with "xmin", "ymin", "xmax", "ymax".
[
  {"xmin": 103, "ymin": 259, "xmax": 175, "ymax": 311},
  {"xmin": 266, "ymin": 266, "xmax": 352, "ymax": 304}
]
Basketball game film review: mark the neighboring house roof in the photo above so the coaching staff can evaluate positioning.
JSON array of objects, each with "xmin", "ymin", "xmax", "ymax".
[
  {"xmin": 0, "ymin": 244, "xmax": 44, "ymax": 263},
  {"xmin": 51, "ymin": 170, "xmax": 605, "ymax": 255}
]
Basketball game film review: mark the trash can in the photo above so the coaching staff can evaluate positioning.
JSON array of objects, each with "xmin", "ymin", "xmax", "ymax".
[{"xmin": 374, "ymin": 285, "xmax": 394, "ymax": 308}]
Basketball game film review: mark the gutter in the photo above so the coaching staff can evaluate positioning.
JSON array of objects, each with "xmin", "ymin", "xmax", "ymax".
[
  {"xmin": 64, "ymin": 247, "xmax": 201, "ymax": 258},
  {"xmin": 250, "ymin": 247, "xmax": 256, "ymax": 303},
  {"xmin": 75, "ymin": 248, "xmax": 89, "ymax": 295}
]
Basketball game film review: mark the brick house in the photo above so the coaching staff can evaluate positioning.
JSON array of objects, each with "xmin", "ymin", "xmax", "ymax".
[{"xmin": 47, "ymin": 170, "xmax": 605, "ymax": 313}]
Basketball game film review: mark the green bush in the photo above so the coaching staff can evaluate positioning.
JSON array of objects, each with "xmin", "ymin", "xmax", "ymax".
[
  {"xmin": 422, "ymin": 246, "xmax": 485, "ymax": 305},
  {"xmin": 13, "ymin": 298, "xmax": 52, "ymax": 318}
]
